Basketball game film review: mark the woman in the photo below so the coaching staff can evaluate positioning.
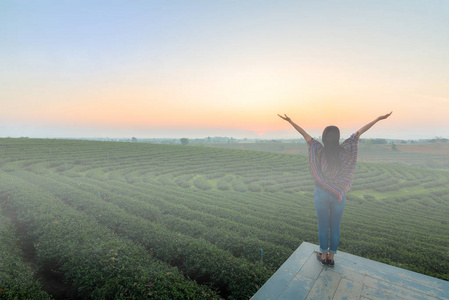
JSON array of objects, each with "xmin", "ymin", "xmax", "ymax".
[{"xmin": 278, "ymin": 112, "xmax": 392, "ymax": 266}]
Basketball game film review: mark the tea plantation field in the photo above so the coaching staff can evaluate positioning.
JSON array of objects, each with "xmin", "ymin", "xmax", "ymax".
[{"xmin": 0, "ymin": 138, "xmax": 448, "ymax": 299}]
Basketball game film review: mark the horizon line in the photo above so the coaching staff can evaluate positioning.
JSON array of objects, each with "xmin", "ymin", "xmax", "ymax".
[{"xmin": 2, "ymin": 136, "xmax": 447, "ymax": 142}]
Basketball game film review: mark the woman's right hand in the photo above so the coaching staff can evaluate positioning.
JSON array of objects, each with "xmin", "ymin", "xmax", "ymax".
[
  {"xmin": 278, "ymin": 114, "xmax": 312, "ymax": 142},
  {"xmin": 278, "ymin": 114, "xmax": 291, "ymax": 122}
]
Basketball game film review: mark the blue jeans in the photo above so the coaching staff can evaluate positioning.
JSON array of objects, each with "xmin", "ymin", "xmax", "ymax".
[{"xmin": 314, "ymin": 185, "xmax": 346, "ymax": 254}]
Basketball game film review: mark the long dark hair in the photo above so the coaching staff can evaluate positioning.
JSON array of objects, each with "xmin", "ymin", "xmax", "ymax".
[{"xmin": 322, "ymin": 126, "xmax": 342, "ymax": 169}]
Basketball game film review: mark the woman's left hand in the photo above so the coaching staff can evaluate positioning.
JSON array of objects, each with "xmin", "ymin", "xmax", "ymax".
[{"xmin": 378, "ymin": 111, "xmax": 393, "ymax": 120}]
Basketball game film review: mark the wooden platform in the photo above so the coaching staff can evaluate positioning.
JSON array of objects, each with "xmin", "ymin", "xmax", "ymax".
[{"xmin": 252, "ymin": 242, "xmax": 449, "ymax": 300}]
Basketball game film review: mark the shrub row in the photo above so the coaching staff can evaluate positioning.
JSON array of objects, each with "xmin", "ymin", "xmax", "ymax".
[
  {"xmin": 17, "ymin": 171, "xmax": 272, "ymax": 299},
  {"xmin": 63, "ymin": 176, "xmax": 316, "ymax": 265},
  {"xmin": 0, "ymin": 172, "xmax": 218, "ymax": 299},
  {"xmin": 0, "ymin": 202, "xmax": 52, "ymax": 299}
]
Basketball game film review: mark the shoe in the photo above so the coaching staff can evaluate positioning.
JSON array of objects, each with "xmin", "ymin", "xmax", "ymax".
[
  {"xmin": 316, "ymin": 253, "xmax": 327, "ymax": 266},
  {"xmin": 326, "ymin": 259, "xmax": 335, "ymax": 267}
]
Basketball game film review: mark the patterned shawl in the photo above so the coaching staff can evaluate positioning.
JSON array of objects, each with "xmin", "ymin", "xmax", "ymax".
[{"xmin": 308, "ymin": 133, "xmax": 359, "ymax": 201}]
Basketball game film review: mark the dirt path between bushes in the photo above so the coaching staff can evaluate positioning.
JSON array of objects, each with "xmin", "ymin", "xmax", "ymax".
[{"xmin": 0, "ymin": 198, "xmax": 78, "ymax": 299}]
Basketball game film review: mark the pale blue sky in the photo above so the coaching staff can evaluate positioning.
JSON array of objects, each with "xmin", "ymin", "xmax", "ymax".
[{"xmin": 1, "ymin": 1, "xmax": 448, "ymax": 139}]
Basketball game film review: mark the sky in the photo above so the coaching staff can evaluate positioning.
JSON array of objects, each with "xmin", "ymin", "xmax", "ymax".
[{"xmin": 1, "ymin": 0, "xmax": 448, "ymax": 140}]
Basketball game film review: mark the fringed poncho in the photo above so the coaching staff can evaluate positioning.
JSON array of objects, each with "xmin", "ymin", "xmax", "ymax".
[{"xmin": 308, "ymin": 132, "xmax": 359, "ymax": 201}]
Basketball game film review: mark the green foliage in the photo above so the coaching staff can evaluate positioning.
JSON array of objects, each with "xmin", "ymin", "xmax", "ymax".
[
  {"xmin": 232, "ymin": 179, "xmax": 248, "ymax": 192},
  {"xmin": 0, "ymin": 174, "xmax": 218, "ymax": 299},
  {"xmin": 193, "ymin": 176, "xmax": 212, "ymax": 190},
  {"xmin": 248, "ymin": 182, "xmax": 262, "ymax": 192},
  {"xmin": 217, "ymin": 177, "xmax": 232, "ymax": 191},
  {"xmin": 0, "ymin": 205, "xmax": 52, "ymax": 299},
  {"xmin": 367, "ymin": 138, "xmax": 388, "ymax": 144},
  {"xmin": 0, "ymin": 138, "xmax": 448, "ymax": 299},
  {"xmin": 391, "ymin": 142, "xmax": 398, "ymax": 151}
]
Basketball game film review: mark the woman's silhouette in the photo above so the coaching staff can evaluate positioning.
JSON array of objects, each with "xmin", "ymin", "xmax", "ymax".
[{"xmin": 278, "ymin": 112, "xmax": 392, "ymax": 266}]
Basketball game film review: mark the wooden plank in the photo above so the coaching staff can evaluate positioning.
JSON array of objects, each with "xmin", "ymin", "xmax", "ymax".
[
  {"xmin": 298, "ymin": 252, "xmax": 324, "ymax": 280},
  {"xmin": 306, "ymin": 269, "xmax": 341, "ymax": 300},
  {"xmin": 336, "ymin": 255, "xmax": 448, "ymax": 298},
  {"xmin": 278, "ymin": 273, "xmax": 316, "ymax": 300},
  {"xmin": 251, "ymin": 242, "xmax": 317, "ymax": 299},
  {"xmin": 362, "ymin": 276, "xmax": 440, "ymax": 300},
  {"xmin": 333, "ymin": 277, "xmax": 364, "ymax": 299}
]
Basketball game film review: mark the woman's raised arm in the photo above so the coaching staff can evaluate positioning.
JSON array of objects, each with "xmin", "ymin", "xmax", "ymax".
[
  {"xmin": 357, "ymin": 112, "xmax": 393, "ymax": 137},
  {"xmin": 278, "ymin": 114, "xmax": 313, "ymax": 143}
]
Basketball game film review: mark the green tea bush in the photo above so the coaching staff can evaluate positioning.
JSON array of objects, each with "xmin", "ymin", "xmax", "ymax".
[
  {"xmin": 217, "ymin": 178, "xmax": 231, "ymax": 190},
  {"xmin": 175, "ymin": 174, "xmax": 194, "ymax": 188},
  {"xmin": 158, "ymin": 174, "xmax": 175, "ymax": 186},
  {"xmin": 363, "ymin": 194, "xmax": 376, "ymax": 201},
  {"xmin": 108, "ymin": 170, "xmax": 126, "ymax": 182},
  {"xmin": 17, "ymin": 172, "xmax": 272, "ymax": 299},
  {"xmin": 85, "ymin": 168, "xmax": 106, "ymax": 180},
  {"xmin": 0, "ymin": 174, "xmax": 218, "ymax": 299},
  {"xmin": 0, "ymin": 206, "xmax": 52, "ymax": 299},
  {"xmin": 265, "ymin": 185, "xmax": 280, "ymax": 193},
  {"xmin": 193, "ymin": 176, "xmax": 212, "ymax": 190},
  {"xmin": 206, "ymin": 172, "xmax": 226, "ymax": 179},
  {"xmin": 232, "ymin": 180, "xmax": 248, "ymax": 192},
  {"xmin": 248, "ymin": 182, "xmax": 262, "ymax": 192}
]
